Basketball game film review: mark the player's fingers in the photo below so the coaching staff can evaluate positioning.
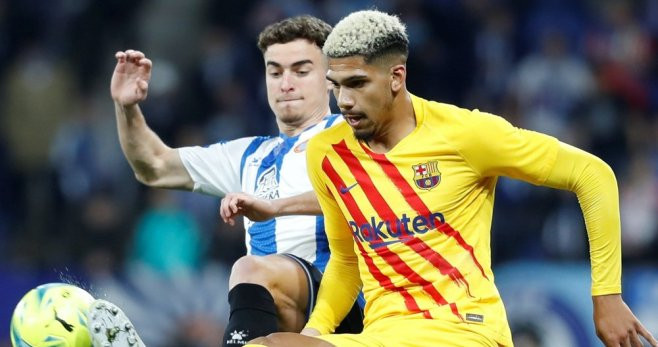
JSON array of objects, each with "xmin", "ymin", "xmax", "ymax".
[
  {"xmin": 124, "ymin": 50, "xmax": 137, "ymax": 61},
  {"xmin": 637, "ymin": 324, "xmax": 658, "ymax": 347},
  {"xmin": 220, "ymin": 199, "xmax": 232, "ymax": 221},
  {"xmin": 230, "ymin": 198, "xmax": 240, "ymax": 214},
  {"xmin": 222, "ymin": 196, "xmax": 237, "ymax": 216},
  {"xmin": 136, "ymin": 78, "xmax": 148, "ymax": 92},
  {"xmin": 629, "ymin": 329, "xmax": 643, "ymax": 347},
  {"xmin": 126, "ymin": 50, "xmax": 145, "ymax": 61},
  {"xmin": 621, "ymin": 335, "xmax": 632, "ymax": 347},
  {"xmin": 115, "ymin": 51, "xmax": 126, "ymax": 62},
  {"xmin": 139, "ymin": 58, "xmax": 152, "ymax": 73},
  {"xmin": 219, "ymin": 206, "xmax": 227, "ymax": 223}
]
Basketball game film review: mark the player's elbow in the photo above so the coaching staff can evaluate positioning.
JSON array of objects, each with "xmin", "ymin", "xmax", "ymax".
[
  {"xmin": 132, "ymin": 159, "xmax": 168, "ymax": 188},
  {"xmin": 586, "ymin": 155, "xmax": 617, "ymax": 184}
]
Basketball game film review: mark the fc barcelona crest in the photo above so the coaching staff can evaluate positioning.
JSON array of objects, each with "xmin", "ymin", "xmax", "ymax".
[{"xmin": 412, "ymin": 161, "xmax": 441, "ymax": 190}]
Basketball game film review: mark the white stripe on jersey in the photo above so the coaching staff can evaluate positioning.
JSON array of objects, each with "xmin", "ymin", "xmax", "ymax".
[{"xmin": 178, "ymin": 114, "xmax": 342, "ymax": 270}]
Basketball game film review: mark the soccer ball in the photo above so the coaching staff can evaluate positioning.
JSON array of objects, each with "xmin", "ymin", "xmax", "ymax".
[{"xmin": 10, "ymin": 283, "xmax": 95, "ymax": 347}]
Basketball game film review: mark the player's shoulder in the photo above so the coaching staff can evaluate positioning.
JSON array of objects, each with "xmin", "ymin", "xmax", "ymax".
[
  {"xmin": 205, "ymin": 135, "xmax": 279, "ymax": 160},
  {"xmin": 206, "ymin": 135, "xmax": 277, "ymax": 148},
  {"xmin": 415, "ymin": 96, "xmax": 471, "ymax": 123},
  {"xmin": 307, "ymin": 119, "xmax": 351, "ymax": 153},
  {"xmin": 416, "ymin": 96, "xmax": 505, "ymax": 130}
]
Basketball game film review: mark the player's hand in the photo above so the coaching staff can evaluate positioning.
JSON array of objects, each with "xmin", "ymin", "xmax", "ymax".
[
  {"xmin": 220, "ymin": 192, "xmax": 278, "ymax": 226},
  {"xmin": 111, "ymin": 50, "xmax": 152, "ymax": 107},
  {"xmin": 593, "ymin": 294, "xmax": 658, "ymax": 347},
  {"xmin": 300, "ymin": 328, "xmax": 321, "ymax": 337}
]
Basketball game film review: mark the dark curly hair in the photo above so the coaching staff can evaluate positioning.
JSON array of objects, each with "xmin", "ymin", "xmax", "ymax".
[{"xmin": 257, "ymin": 15, "xmax": 332, "ymax": 53}]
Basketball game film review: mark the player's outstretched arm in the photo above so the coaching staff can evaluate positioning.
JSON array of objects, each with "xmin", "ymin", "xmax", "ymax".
[
  {"xmin": 541, "ymin": 143, "xmax": 656, "ymax": 347},
  {"xmin": 220, "ymin": 191, "xmax": 322, "ymax": 226},
  {"xmin": 593, "ymin": 294, "xmax": 657, "ymax": 347},
  {"xmin": 111, "ymin": 50, "xmax": 193, "ymax": 190}
]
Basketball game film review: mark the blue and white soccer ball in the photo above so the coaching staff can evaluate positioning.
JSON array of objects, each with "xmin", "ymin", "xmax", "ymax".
[{"xmin": 10, "ymin": 283, "xmax": 95, "ymax": 347}]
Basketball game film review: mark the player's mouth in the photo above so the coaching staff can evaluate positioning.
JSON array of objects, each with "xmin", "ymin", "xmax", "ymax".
[
  {"xmin": 278, "ymin": 97, "xmax": 303, "ymax": 103},
  {"xmin": 343, "ymin": 113, "xmax": 366, "ymax": 127}
]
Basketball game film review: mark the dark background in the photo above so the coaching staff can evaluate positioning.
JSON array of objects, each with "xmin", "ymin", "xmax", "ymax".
[{"xmin": 1, "ymin": 0, "xmax": 657, "ymax": 346}]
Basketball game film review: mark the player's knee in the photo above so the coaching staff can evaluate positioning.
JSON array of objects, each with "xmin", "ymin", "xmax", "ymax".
[{"xmin": 230, "ymin": 255, "xmax": 277, "ymax": 289}]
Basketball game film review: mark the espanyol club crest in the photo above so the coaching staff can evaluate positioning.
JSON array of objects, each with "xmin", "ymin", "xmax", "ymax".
[{"xmin": 412, "ymin": 160, "xmax": 441, "ymax": 190}]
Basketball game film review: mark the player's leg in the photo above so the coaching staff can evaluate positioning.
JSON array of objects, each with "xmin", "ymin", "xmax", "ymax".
[
  {"xmin": 247, "ymin": 332, "xmax": 335, "ymax": 347},
  {"xmin": 87, "ymin": 299, "xmax": 145, "ymax": 347},
  {"xmin": 279, "ymin": 253, "xmax": 364, "ymax": 334},
  {"xmin": 223, "ymin": 254, "xmax": 310, "ymax": 346}
]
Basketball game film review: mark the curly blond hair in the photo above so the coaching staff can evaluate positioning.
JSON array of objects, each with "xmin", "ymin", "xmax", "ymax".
[{"xmin": 323, "ymin": 10, "xmax": 408, "ymax": 62}]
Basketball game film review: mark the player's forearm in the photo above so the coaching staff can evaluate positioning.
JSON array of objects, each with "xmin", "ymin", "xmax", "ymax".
[
  {"xmin": 272, "ymin": 191, "xmax": 322, "ymax": 216},
  {"xmin": 305, "ymin": 239, "xmax": 361, "ymax": 334},
  {"xmin": 543, "ymin": 142, "xmax": 622, "ymax": 295},
  {"xmin": 114, "ymin": 102, "xmax": 183, "ymax": 187}
]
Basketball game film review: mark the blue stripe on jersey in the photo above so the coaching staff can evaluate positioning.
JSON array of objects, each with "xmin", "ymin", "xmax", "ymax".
[
  {"xmin": 324, "ymin": 114, "xmax": 341, "ymax": 128},
  {"xmin": 248, "ymin": 135, "xmax": 297, "ymax": 255},
  {"xmin": 249, "ymin": 219, "xmax": 277, "ymax": 255},
  {"xmin": 312, "ymin": 215, "xmax": 329, "ymax": 271},
  {"xmin": 274, "ymin": 135, "xmax": 298, "ymax": 182},
  {"xmin": 239, "ymin": 136, "xmax": 270, "ymax": 185}
]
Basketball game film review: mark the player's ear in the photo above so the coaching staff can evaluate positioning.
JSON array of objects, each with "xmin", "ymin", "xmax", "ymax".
[{"xmin": 390, "ymin": 64, "xmax": 406, "ymax": 93}]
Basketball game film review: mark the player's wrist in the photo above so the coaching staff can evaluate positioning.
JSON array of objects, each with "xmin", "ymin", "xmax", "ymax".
[{"xmin": 268, "ymin": 198, "xmax": 284, "ymax": 218}]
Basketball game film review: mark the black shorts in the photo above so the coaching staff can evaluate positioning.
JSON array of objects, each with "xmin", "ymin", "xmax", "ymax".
[{"xmin": 281, "ymin": 253, "xmax": 364, "ymax": 334}]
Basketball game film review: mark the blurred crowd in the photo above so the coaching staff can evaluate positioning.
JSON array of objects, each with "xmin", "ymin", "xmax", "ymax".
[{"xmin": 1, "ymin": 0, "xmax": 657, "ymax": 345}]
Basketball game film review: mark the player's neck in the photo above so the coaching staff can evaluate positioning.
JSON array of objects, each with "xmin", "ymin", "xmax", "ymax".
[
  {"xmin": 366, "ymin": 93, "xmax": 415, "ymax": 153},
  {"xmin": 278, "ymin": 104, "xmax": 330, "ymax": 137}
]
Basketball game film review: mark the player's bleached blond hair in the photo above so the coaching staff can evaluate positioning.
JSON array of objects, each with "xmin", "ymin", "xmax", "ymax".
[{"xmin": 323, "ymin": 10, "xmax": 408, "ymax": 62}]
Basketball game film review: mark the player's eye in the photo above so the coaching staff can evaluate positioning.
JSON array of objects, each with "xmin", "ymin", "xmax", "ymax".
[
  {"xmin": 297, "ymin": 70, "xmax": 310, "ymax": 76},
  {"xmin": 347, "ymin": 80, "xmax": 366, "ymax": 88},
  {"xmin": 268, "ymin": 70, "xmax": 282, "ymax": 78}
]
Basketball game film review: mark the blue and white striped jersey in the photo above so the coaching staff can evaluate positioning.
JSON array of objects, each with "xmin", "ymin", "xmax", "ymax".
[{"xmin": 178, "ymin": 114, "xmax": 343, "ymax": 270}]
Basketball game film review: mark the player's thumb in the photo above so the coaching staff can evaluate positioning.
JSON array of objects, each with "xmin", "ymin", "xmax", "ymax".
[{"xmin": 137, "ymin": 78, "xmax": 149, "ymax": 92}]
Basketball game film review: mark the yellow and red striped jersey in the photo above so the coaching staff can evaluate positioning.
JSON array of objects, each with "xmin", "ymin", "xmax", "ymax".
[{"xmin": 305, "ymin": 94, "xmax": 622, "ymax": 346}]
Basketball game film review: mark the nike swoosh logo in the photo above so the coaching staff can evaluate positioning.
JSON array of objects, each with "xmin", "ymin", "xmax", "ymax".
[{"xmin": 339, "ymin": 182, "xmax": 359, "ymax": 194}]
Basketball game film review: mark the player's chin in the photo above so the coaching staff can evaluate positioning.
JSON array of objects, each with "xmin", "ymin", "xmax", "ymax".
[
  {"xmin": 277, "ymin": 111, "xmax": 305, "ymax": 125},
  {"xmin": 353, "ymin": 128, "xmax": 375, "ymax": 142}
]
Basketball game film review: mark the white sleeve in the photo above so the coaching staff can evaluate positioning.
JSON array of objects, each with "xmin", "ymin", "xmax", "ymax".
[{"xmin": 177, "ymin": 137, "xmax": 258, "ymax": 197}]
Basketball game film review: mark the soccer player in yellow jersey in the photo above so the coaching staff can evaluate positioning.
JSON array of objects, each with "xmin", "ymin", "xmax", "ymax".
[{"xmin": 247, "ymin": 10, "xmax": 657, "ymax": 347}]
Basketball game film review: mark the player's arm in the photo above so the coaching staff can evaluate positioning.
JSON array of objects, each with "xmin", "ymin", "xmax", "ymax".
[
  {"xmin": 303, "ymin": 215, "xmax": 361, "ymax": 335},
  {"xmin": 302, "ymin": 139, "xmax": 362, "ymax": 335},
  {"xmin": 542, "ymin": 143, "xmax": 657, "ymax": 347},
  {"xmin": 111, "ymin": 50, "xmax": 193, "ymax": 190},
  {"xmin": 458, "ymin": 108, "xmax": 656, "ymax": 347},
  {"xmin": 220, "ymin": 191, "xmax": 322, "ymax": 225}
]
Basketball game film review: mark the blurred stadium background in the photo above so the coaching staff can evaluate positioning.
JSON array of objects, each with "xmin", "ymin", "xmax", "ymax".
[{"xmin": 1, "ymin": 0, "xmax": 657, "ymax": 346}]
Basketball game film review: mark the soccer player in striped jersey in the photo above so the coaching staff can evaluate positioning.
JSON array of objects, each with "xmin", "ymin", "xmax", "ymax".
[
  {"xmin": 248, "ymin": 10, "xmax": 657, "ymax": 347},
  {"xmin": 91, "ymin": 15, "xmax": 362, "ymax": 347}
]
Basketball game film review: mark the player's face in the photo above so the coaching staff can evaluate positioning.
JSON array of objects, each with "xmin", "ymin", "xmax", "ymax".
[
  {"xmin": 263, "ymin": 39, "xmax": 331, "ymax": 127},
  {"xmin": 326, "ymin": 55, "xmax": 395, "ymax": 142}
]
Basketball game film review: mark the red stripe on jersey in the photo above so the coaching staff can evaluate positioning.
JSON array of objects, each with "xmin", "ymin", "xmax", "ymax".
[
  {"xmin": 322, "ymin": 157, "xmax": 424, "ymax": 315},
  {"xmin": 332, "ymin": 142, "xmax": 463, "ymax": 320},
  {"xmin": 403, "ymin": 237, "xmax": 472, "ymax": 296},
  {"xmin": 354, "ymin": 240, "xmax": 427, "ymax": 316},
  {"xmin": 362, "ymin": 143, "xmax": 488, "ymax": 280}
]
